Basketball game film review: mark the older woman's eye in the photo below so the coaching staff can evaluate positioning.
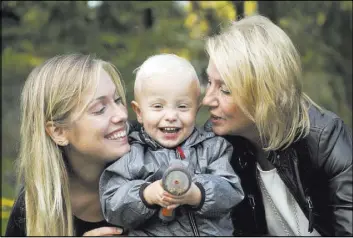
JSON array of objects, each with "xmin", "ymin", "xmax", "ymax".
[{"xmin": 94, "ymin": 107, "xmax": 106, "ymax": 115}]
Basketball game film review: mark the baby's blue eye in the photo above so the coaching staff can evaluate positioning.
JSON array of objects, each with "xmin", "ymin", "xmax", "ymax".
[{"xmin": 153, "ymin": 104, "xmax": 162, "ymax": 108}]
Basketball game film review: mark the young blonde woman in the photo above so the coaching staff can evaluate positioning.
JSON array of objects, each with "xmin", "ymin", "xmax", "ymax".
[
  {"xmin": 203, "ymin": 15, "xmax": 352, "ymax": 236},
  {"xmin": 5, "ymin": 54, "xmax": 131, "ymax": 236}
]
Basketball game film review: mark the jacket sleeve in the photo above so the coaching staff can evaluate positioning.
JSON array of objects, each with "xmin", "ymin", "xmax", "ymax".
[
  {"xmin": 99, "ymin": 145, "xmax": 158, "ymax": 229},
  {"xmin": 318, "ymin": 118, "xmax": 352, "ymax": 236},
  {"xmin": 5, "ymin": 189, "xmax": 26, "ymax": 236},
  {"xmin": 191, "ymin": 137, "xmax": 244, "ymax": 218}
]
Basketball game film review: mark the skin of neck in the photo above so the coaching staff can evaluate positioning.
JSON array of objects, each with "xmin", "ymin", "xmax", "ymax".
[
  {"xmin": 63, "ymin": 147, "xmax": 106, "ymax": 192},
  {"xmin": 63, "ymin": 147, "xmax": 108, "ymax": 222}
]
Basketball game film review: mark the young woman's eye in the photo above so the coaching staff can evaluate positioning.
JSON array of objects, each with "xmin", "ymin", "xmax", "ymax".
[
  {"xmin": 220, "ymin": 88, "xmax": 231, "ymax": 95},
  {"xmin": 114, "ymin": 97, "xmax": 122, "ymax": 104}
]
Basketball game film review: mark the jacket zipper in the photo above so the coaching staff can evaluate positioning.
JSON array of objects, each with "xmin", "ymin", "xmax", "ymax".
[
  {"xmin": 175, "ymin": 146, "xmax": 200, "ymax": 236},
  {"xmin": 247, "ymin": 194, "xmax": 258, "ymax": 230},
  {"xmin": 306, "ymin": 195, "xmax": 314, "ymax": 232}
]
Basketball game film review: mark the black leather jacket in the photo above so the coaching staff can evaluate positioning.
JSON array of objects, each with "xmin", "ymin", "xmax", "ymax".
[{"xmin": 205, "ymin": 105, "xmax": 352, "ymax": 236}]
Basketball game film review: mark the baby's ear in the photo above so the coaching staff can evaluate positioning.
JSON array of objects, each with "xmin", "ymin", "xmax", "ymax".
[{"xmin": 131, "ymin": 100, "xmax": 143, "ymax": 124}]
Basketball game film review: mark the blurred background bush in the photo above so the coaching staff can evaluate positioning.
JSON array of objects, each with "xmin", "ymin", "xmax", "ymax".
[{"xmin": 1, "ymin": 1, "xmax": 352, "ymax": 234}]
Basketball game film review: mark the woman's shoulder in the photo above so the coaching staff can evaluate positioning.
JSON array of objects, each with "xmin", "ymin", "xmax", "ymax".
[
  {"xmin": 302, "ymin": 105, "xmax": 352, "ymax": 173},
  {"xmin": 73, "ymin": 216, "xmax": 123, "ymax": 236},
  {"xmin": 5, "ymin": 188, "xmax": 26, "ymax": 236},
  {"xmin": 308, "ymin": 104, "xmax": 348, "ymax": 132}
]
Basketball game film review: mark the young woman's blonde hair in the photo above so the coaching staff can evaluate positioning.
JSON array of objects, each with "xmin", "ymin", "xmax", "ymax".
[
  {"xmin": 17, "ymin": 53, "xmax": 126, "ymax": 236},
  {"xmin": 206, "ymin": 15, "xmax": 319, "ymax": 151}
]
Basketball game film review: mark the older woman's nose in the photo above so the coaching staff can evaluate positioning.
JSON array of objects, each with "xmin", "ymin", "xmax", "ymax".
[{"xmin": 202, "ymin": 87, "xmax": 218, "ymax": 108}]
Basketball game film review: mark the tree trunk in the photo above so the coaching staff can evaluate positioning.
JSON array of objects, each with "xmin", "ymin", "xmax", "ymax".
[
  {"xmin": 258, "ymin": 1, "xmax": 277, "ymax": 24},
  {"xmin": 232, "ymin": 1, "xmax": 244, "ymax": 19}
]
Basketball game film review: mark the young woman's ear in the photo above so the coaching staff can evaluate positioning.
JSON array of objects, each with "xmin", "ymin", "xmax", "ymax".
[
  {"xmin": 131, "ymin": 100, "xmax": 143, "ymax": 124},
  {"xmin": 45, "ymin": 121, "xmax": 69, "ymax": 146}
]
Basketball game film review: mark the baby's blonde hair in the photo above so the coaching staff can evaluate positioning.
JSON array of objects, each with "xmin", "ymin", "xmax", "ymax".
[
  {"xmin": 206, "ymin": 15, "xmax": 317, "ymax": 150},
  {"xmin": 18, "ymin": 53, "xmax": 125, "ymax": 235},
  {"xmin": 134, "ymin": 54, "xmax": 200, "ymax": 102}
]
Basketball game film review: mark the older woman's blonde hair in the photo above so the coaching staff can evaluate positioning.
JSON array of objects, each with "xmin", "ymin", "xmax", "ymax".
[
  {"xmin": 206, "ymin": 15, "xmax": 319, "ymax": 151},
  {"xmin": 17, "ymin": 54, "xmax": 126, "ymax": 236}
]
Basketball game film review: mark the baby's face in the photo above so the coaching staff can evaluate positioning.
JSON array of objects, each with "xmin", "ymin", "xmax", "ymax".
[{"xmin": 134, "ymin": 76, "xmax": 200, "ymax": 148}]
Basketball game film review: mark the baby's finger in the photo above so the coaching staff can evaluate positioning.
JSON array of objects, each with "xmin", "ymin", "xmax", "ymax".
[
  {"xmin": 83, "ymin": 227, "xmax": 123, "ymax": 236},
  {"xmin": 167, "ymin": 204, "xmax": 180, "ymax": 210},
  {"xmin": 163, "ymin": 192, "xmax": 183, "ymax": 199},
  {"xmin": 157, "ymin": 198, "xmax": 170, "ymax": 208}
]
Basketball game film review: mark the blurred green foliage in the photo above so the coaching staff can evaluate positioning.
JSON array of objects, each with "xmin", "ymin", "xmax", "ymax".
[{"xmin": 1, "ymin": 1, "xmax": 352, "ymax": 235}]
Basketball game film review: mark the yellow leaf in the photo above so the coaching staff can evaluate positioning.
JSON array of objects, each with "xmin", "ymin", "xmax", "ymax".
[
  {"xmin": 178, "ymin": 48, "xmax": 191, "ymax": 60},
  {"xmin": 245, "ymin": 1, "xmax": 258, "ymax": 16},
  {"xmin": 2, "ymin": 211, "xmax": 10, "ymax": 219},
  {"xmin": 217, "ymin": 3, "xmax": 236, "ymax": 20},
  {"xmin": 317, "ymin": 12, "xmax": 326, "ymax": 26},
  {"xmin": 29, "ymin": 56, "xmax": 44, "ymax": 67},
  {"xmin": 199, "ymin": 20, "xmax": 209, "ymax": 33},
  {"xmin": 2, "ymin": 198, "xmax": 14, "ymax": 207},
  {"xmin": 279, "ymin": 18, "xmax": 290, "ymax": 28},
  {"xmin": 200, "ymin": 1, "xmax": 211, "ymax": 9},
  {"xmin": 184, "ymin": 13, "xmax": 198, "ymax": 29}
]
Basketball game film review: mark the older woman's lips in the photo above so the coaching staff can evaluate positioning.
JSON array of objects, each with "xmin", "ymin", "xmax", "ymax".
[{"xmin": 211, "ymin": 115, "xmax": 223, "ymax": 123}]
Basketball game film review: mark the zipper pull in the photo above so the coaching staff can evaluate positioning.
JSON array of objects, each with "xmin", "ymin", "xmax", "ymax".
[
  {"xmin": 176, "ymin": 146, "xmax": 185, "ymax": 160},
  {"xmin": 248, "ymin": 194, "xmax": 258, "ymax": 229},
  {"xmin": 306, "ymin": 196, "xmax": 314, "ymax": 232}
]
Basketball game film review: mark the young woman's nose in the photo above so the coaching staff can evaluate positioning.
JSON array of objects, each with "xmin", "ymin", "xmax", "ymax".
[
  {"xmin": 202, "ymin": 87, "xmax": 219, "ymax": 108},
  {"xmin": 111, "ymin": 104, "xmax": 128, "ymax": 124}
]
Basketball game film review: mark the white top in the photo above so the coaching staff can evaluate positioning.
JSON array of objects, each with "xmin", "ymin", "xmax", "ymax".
[{"xmin": 257, "ymin": 164, "xmax": 321, "ymax": 236}]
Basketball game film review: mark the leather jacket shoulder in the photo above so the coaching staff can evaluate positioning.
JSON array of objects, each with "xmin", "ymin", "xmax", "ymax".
[{"xmin": 302, "ymin": 105, "xmax": 352, "ymax": 236}]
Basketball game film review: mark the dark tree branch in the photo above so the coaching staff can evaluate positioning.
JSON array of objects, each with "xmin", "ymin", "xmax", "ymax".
[
  {"xmin": 143, "ymin": 8, "xmax": 153, "ymax": 29},
  {"xmin": 258, "ymin": 1, "xmax": 277, "ymax": 24},
  {"xmin": 232, "ymin": 1, "xmax": 244, "ymax": 19}
]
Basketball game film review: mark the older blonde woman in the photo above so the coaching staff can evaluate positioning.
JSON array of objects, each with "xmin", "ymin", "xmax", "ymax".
[
  {"xmin": 6, "ymin": 54, "xmax": 130, "ymax": 236},
  {"xmin": 203, "ymin": 15, "xmax": 352, "ymax": 236}
]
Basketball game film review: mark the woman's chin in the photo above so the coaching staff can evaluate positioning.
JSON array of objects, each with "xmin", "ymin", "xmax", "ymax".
[{"xmin": 212, "ymin": 125, "xmax": 229, "ymax": 136}]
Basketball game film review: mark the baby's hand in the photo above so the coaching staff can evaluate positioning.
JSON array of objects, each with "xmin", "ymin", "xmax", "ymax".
[
  {"xmin": 143, "ymin": 180, "xmax": 175, "ymax": 208},
  {"xmin": 162, "ymin": 182, "xmax": 201, "ymax": 209}
]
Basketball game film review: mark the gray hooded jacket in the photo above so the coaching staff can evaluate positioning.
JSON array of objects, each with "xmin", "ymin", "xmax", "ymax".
[{"xmin": 99, "ymin": 127, "xmax": 244, "ymax": 236}]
